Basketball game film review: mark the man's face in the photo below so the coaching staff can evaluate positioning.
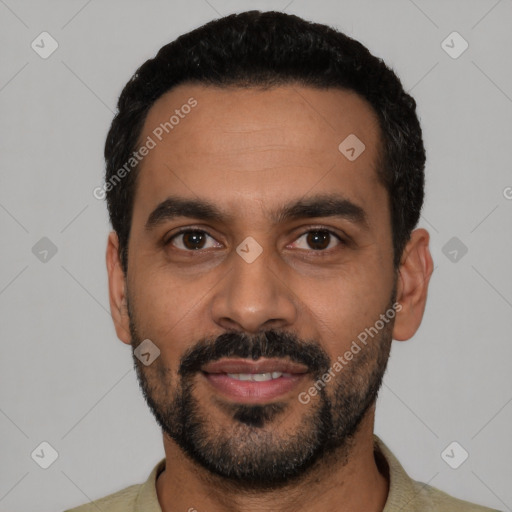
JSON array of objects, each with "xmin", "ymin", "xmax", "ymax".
[{"xmin": 121, "ymin": 84, "xmax": 397, "ymax": 485}]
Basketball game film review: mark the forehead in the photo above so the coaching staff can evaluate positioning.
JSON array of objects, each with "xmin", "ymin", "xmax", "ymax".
[{"xmin": 132, "ymin": 83, "xmax": 385, "ymax": 226}]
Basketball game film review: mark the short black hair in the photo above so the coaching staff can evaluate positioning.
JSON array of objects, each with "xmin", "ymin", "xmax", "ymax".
[{"xmin": 104, "ymin": 10, "xmax": 425, "ymax": 273}]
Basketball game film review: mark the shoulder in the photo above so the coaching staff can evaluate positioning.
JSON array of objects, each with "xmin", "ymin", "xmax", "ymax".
[
  {"xmin": 63, "ymin": 483, "xmax": 141, "ymax": 512},
  {"xmin": 62, "ymin": 457, "xmax": 165, "ymax": 512},
  {"xmin": 373, "ymin": 435, "xmax": 501, "ymax": 512},
  {"xmin": 409, "ymin": 479, "xmax": 502, "ymax": 512}
]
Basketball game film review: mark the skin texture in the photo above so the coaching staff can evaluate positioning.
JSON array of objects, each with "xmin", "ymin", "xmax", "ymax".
[{"xmin": 106, "ymin": 84, "xmax": 433, "ymax": 512}]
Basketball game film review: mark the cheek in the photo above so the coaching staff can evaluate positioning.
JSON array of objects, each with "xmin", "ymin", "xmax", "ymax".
[
  {"xmin": 299, "ymin": 265, "xmax": 390, "ymax": 350},
  {"xmin": 129, "ymin": 266, "xmax": 204, "ymax": 350}
]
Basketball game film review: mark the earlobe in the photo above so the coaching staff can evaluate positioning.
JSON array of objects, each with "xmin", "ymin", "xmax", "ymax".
[
  {"xmin": 392, "ymin": 228, "xmax": 434, "ymax": 342},
  {"xmin": 106, "ymin": 231, "xmax": 132, "ymax": 345}
]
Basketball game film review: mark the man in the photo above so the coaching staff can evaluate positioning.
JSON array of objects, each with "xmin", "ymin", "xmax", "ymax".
[{"xmin": 66, "ymin": 10, "xmax": 499, "ymax": 512}]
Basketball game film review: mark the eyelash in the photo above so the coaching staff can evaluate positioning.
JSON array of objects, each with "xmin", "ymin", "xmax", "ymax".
[{"xmin": 164, "ymin": 227, "xmax": 348, "ymax": 253}]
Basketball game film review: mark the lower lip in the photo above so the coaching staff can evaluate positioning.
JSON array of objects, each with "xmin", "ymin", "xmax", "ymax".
[{"xmin": 202, "ymin": 372, "xmax": 306, "ymax": 403}]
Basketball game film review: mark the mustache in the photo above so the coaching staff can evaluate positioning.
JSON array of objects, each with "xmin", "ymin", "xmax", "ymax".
[{"xmin": 179, "ymin": 329, "xmax": 331, "ymax": 379}]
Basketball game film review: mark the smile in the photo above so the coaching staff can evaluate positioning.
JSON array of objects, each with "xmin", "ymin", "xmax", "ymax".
[{"xmin": 226, "ymin": 372, "xmax": 294, "ymax": 381}]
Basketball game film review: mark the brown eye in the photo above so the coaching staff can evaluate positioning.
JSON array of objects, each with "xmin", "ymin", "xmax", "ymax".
[
  {"xmin": 306, "ymin": 231, "xmax": 331, "ymax": 250},
  {"xmin": 293, "ymin": 229, "xmax": 343, "ymax": 251},
  {"xmin": 168, "ymin": 230, "xmax": 220, "ymax": 251}
]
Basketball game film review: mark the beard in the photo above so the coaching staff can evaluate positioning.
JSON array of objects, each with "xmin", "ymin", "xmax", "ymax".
[{"xmin": 128, "ymin": 290, "xmax": 396, "ymax": 490}]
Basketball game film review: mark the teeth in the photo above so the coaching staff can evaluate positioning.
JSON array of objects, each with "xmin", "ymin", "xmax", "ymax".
[{"xmin": 226, "ymin": 372, "xmax": 293, "ymax": 381}]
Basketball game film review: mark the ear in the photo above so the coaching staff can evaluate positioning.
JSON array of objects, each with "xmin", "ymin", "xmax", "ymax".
[
  {"xmin": 392, "ymin": 228, "xmax": 434, "ymax": 341},
  {"xmin": 106, "ymin": 231, "xmax": 131, "ymax": 345}
]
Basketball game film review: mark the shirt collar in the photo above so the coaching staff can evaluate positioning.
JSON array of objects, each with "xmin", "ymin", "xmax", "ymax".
[
  {"xmin": 134, "ymin": 435, "xmax": 420, "ymax": 511},
  {"xmin": 375, "ymin": 434, "xmax": 424, "ymax": 512},
  {"xmin": 135, "ymin": 456, "xmax": 166, "ymax": 510}
]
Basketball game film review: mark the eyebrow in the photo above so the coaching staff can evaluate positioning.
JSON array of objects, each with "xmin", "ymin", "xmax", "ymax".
[{"xmin": 145, "ymin": 194, "xmax": 369, "ymax": 231}]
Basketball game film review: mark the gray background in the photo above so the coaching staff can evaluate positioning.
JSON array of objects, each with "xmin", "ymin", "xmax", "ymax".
[{"xmin": 0, "ymin": 0, "xmax": 511, "ymax": 511}]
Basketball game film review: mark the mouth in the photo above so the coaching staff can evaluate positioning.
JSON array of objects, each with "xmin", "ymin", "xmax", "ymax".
[{"xmin": 200, "ymin": 358, "xmax": 309, "ymax": 403}]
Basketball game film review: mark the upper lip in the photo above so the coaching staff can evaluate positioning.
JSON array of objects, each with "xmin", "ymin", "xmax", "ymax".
[{"xmin": 201, "ymin": 358, "xmax": 309, "ymax": 374}]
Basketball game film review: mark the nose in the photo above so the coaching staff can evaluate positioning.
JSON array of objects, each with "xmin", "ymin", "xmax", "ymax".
[{"xmin": 210, "ymin": 244, "xmax": 298, "ymax": 333}]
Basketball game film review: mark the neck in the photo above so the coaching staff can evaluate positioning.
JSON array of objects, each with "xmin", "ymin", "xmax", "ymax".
[{"xmin": 156, "ymin": 407, "xmax": 389, "ymax": 512}]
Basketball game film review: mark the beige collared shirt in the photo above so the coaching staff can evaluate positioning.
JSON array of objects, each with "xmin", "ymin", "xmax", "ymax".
[{"xmin": 64, "ymin": 435, "xmax": 500, "ymax": 511}]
